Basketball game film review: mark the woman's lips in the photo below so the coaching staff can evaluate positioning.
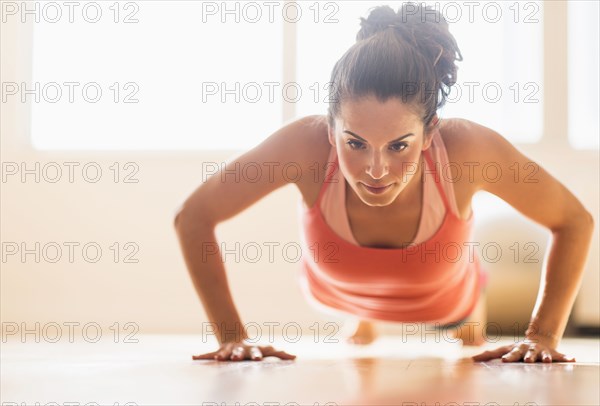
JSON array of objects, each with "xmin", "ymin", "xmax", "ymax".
[{"xmin": 361, "ymin": 182, "xmax": 394, "ymax": 194}]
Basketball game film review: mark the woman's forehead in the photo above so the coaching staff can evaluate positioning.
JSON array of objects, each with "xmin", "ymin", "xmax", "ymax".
[
  {"xmin": 339, "ymin": 97, "xmax": 422, "ymax": 121},
  {"xmin": 337, "ymin": 104, "xmax": 423, "ymax": 134}
]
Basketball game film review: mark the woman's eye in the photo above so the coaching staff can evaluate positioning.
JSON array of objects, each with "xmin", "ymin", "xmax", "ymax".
[
  {"xmin": 346, "ymin": 140, "xmax": 364, "ymax": 149},
  {"xmin": 346, "ymin": 140, "xmax": 408, "ymax": 152},
  {"xmin": 391, "ymin": 143, "xmax": 408, "ymax": 152}
]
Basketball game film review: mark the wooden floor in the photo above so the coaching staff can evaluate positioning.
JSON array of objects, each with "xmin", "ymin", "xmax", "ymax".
[{"xmin": 2, "ymin": 335, "xmax": 598, "ymax": 405}]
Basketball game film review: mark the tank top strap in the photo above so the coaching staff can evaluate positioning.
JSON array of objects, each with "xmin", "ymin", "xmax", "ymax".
[
  {"xmin": 313, "ymin": 146, "xmax": 339, "ymax": 208},
  {"xmin": 423, "ymin": 148, "xmax": 451, "ymax": 212}
]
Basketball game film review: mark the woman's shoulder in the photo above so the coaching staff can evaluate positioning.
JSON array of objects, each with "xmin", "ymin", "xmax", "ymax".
[
  {"xmin": 437, "ymin": 117, "xmax": 488, "ymax": 163},
  {"xmin": 293, "ymin": 115, "xmax": 333, "ymax": 208},
  {"xmin": 295, "ymin": 114, "xmax": 331, "ymax": 164},
  {"xmin": 436, "ymin": 118, "xmax": 490, "ymax": 210}
]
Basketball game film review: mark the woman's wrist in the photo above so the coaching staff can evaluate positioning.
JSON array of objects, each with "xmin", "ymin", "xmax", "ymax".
[{"xmin": 524, "ymin": 322, "xmax": 561, "ymax": 347}]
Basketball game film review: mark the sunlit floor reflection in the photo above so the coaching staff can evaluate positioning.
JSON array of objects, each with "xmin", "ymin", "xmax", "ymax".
[{"xmin": 2, "ymin": 335, "xmax": 598, "ymax": 405}]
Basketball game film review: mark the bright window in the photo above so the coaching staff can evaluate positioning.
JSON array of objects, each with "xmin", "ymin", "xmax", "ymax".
[
  {"xmin": 30, "ymin": 1, "xmax": 283, "ymax": 150},
  {"xmin": 568, "ymin": 0, "xmax": 600, "ymax": 150}
]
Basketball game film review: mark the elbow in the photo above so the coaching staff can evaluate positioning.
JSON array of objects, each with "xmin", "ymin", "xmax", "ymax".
[
  {"xmin": 571, "ymin": 210, "xmax": 595, "ymax": 233},
  {"xmin": 173, "ymin": 204, "xmax": 187, "ymax": 230},
  {"xmin": 173, "ymin": 206, "xmax": 216, "ymax": 234},
  {"xmin": 551, "ymin": 209, "xmax": 595, "ymax": 234},
  {"xmin": 583, "ymin": 210, "xmax": 595, "ymax": 230},
  {"xmin": 173, "ymin": 210, "xmax": 183, "ymax": 229}
]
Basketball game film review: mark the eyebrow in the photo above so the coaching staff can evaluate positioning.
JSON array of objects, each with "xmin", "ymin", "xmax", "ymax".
[{"xmin": 343, "ymin": 130, "xmax": 415, "ymax": 143}]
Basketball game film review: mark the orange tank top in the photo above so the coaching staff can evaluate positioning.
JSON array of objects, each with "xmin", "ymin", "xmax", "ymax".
[{"xmin": 297, "ymin": 137, "xmax": 487, "ymax": 324}]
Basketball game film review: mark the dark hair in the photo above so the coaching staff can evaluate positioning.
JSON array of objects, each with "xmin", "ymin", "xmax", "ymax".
[{"xmin": 326, "ymin": 2, "xmax": 463, "ymax": 133}]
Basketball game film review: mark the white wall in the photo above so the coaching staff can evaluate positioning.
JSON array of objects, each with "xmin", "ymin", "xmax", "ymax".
[{"xmin": 1, "ymin": 2, "xmax": 597, "ymax": 339}]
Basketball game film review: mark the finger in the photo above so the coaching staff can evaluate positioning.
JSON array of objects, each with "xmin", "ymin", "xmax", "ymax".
[
  {"xmin": 192, "ymin": 351, "xmax": 218, "ymax": 360},
  {"xmin": 268, "ymin": 350, "xmax": 297, "ymax": 360},
  {"xmin": 276, "ymin": 352, "xmax": 297, "ymax": 360},
  {"xmin": 214, "ymin": 347, "xmax": 232, "ymax": 361},
  {"xmin": 502, "ymin": 347, "xmax": 525, "ymax": 363},
  {"xmin": 230, "ymin": 346, "xmax": 246, "ymax": 361},
  {"xmin": 249, "ymin": 346, "xmax": 263, "ymax": 361},
  {"xmin": 540, "ymin": 350, "xmax": 552, "ymax": 363},
  {"xmin": 258, "ymin": 346, "xmax": 297, "ymax": 360},
  {"xmin": 552, "ymin": 351, "xmax": 576, "ymax": 363},
  {"xmin": 471, "ymin": 345, "xmax": 513, "ymax": 362},
  {"xmin": 524, "ymin": 347, "xmax": 540, "ymax": 363},
  {"xmin": 471, "ymin": 351, "xmax": 495, "ymax": 362}
]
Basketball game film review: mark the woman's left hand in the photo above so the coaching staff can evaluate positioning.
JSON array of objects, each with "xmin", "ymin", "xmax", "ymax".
[{"xmin": 471, "ymin": 339, "xmax": 576, "ymax": 363}]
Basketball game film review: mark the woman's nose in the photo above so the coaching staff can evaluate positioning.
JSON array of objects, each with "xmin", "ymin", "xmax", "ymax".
[{"xmin": 366, "ymin": 154, "xmax": 389, "ymax": 180}]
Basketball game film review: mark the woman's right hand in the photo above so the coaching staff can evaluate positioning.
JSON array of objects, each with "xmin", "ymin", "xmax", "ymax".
[{"xmin": 192, "ymin": 341, "xmax": 297, "ymax": 362}]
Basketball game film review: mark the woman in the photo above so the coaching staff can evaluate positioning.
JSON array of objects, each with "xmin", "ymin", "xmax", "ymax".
[{"xmin": 174, "ymin": 3, "xmax": 594, "ymax": 363}]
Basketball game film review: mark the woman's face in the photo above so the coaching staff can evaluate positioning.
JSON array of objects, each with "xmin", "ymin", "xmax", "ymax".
[{"xmin": 329, "ymin": 96, "xmax": 433, "ymax": 208}]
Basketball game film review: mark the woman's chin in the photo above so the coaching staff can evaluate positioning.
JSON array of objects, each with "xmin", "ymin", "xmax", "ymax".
[
  {"xmin": 357, "ymin": 186, "xmax": 401, "ymax": 207},
  {"xmin": 358, "ymin": 193, "xmax": 398, "ymax": 207}
]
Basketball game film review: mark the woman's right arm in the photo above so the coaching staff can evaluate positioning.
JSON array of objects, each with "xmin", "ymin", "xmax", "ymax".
[
  {"xmin": 174, "ymin": 218, "xmax": 248, "ymax": 345},
  {"xmin": 173, "ymin": 115, "xmax": 328, "ymax": 359}
]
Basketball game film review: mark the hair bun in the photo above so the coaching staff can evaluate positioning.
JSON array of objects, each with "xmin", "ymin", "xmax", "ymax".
[
  {"xmin": 357, "ymin": 3, "xmax": 462, "ymax": 88},
  {"xmin": 357, "ymin": 6, "xmax": 400, "ymax": 39}
]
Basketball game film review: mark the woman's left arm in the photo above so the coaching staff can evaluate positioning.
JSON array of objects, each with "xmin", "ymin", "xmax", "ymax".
[{"xmin": 453, "ymin": 119, "xmax": 595, "ymax": 363}]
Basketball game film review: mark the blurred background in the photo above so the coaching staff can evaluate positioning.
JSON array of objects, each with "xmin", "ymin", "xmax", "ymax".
[{"xmin": 1, "ymin": 0, "xmax": 598, "ymax": 339}]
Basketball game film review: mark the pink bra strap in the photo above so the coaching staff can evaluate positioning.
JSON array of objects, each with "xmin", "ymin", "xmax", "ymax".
[
  {"xmin": 314, "ymin": 147, "xmax": 339, "ymax": 208},
  {"xmin": 423, "ymin": 148, "xmax": 451, "ymax": 212},
  {"xmin": 316, "ymin": 147, "xmax": 451, "ymax": 212}
]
